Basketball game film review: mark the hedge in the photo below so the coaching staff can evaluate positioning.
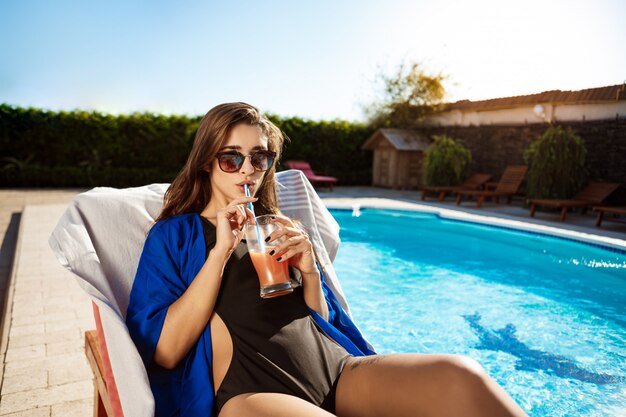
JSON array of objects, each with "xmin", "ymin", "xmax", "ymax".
[{"xmin": 0, "ymin": 104, "xmax": 375, "ymax": 187}]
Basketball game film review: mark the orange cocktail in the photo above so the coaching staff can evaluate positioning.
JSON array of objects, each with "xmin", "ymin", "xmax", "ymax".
[
  {"xmin": 249, "ymin": 250, "xmax": 292, "ymax": 298},
  {"xmin": 245, "ymin": 215, "xmax": 294, "ymax": 298}
]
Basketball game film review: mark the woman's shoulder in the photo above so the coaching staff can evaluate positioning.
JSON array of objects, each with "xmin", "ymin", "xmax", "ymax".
[
  {"xmin": 149, "ymin": 212, "xmax": 200, "ymax": 237},
  {"xmin": 137, "ymin": 213, "xmax": 203, "ymax": 269}
]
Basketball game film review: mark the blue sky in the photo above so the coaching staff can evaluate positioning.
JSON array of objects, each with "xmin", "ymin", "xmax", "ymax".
[{"xmin": 1, "ymin": 0, "xmax": 624, "ymax": 121}]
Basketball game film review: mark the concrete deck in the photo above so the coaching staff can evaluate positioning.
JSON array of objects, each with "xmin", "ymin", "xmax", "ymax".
[
  {"xmin": 0, "ymin": 186, "xmax": 624, "ymax": 415},
  {"xmin": 0, "ymin": 190, "xmax": 91, "ymax": 416}
]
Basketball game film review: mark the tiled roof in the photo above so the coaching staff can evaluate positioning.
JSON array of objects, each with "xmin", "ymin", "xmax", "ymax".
[
  {"xmin": 361, "ymin": 128, "xmax": 430, "ymax": 151},
  {"xmin": 444, "ymin": 84, "xmax": 626, "ymax": 112}
]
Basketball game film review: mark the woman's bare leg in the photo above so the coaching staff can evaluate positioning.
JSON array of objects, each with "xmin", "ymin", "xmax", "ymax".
[
  {"xmin": 219, "ymin": 392, "xmax": 335, "ymax": 417},
  {"xmin": 335, "ymin": 354, "xmax": 528, "ymax": 417}
]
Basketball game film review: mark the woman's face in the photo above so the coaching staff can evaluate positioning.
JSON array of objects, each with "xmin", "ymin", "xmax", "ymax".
[{"xmin": 208, "ymin": 123, "xmax": 270, "ymax": 202}]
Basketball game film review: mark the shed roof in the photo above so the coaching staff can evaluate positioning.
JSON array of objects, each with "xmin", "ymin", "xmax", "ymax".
[
  {"xmin": 443, "ymin": 83, "xmax": 626, "ymax": 112},
  {"xmin": 362, "ymin": 128, "xmax": 431, "ymax": 151}
]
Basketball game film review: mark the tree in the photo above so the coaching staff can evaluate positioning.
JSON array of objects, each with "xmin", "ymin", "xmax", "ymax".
[
  {"xmin": 524, "ymin": 125, "xmax": 587, "ymax": 199},
  {"xmin": 362, "ymin": 60, "xmax": 447, "ymax": 129},
  {"xmin": 423, "ymin": 135, "xmax": 471, "ymax": 186}
]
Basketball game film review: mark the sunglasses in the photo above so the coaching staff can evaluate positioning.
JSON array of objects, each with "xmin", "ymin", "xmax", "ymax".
[{"xmin": 215, "ymin": 150, "xmax": 277, "ymax": 173}]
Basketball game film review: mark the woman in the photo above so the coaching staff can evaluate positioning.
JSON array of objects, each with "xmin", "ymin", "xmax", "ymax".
[{"xmin": 127, "ymin": 102, "xmax": 528, "ymax": 417}]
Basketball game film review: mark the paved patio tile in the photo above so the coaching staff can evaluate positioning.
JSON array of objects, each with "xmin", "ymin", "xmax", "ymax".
[
  {"xmin": 0, "ymin": 407, "xmax": 51, "ymax": 417},
  {"xmin": 48, "ymin": 365, "xmax": 92, "ymax": 386},
  {"xmin": 44, "ymin": 317, "xmax": 94, "ymax": 334},
  {"xmin": 13, "ymin": 279, "xmax": 43, "ymax": 293},
  {"xmin": 11, "ymin": 310, "xmax": 75, "ymax": 327},
  {"xmin": 1, "ymin": 371, "xmax": 48, "ymax": 395},
  {"xmin": 50, "ymin": 398, "xmax": 92, "ymax": 417},
  {"xmin": 7, "ymin": 329, "xmax": 81, "ymax": 350},
  {"xmin": 42, "ymin": 310, "xmax": 78, "ymax": 325},
  {"xmin": 11, "ymin": 299, "xmax": 44, "ymax": 313},
  {"xmin": 0, "ymin": 380, "xmax": 91, "ymax": 415},
  {"xmin": 11, "ymin": 293, "xmax": 44, "ymax": 304},
  {"xmin": 3, "ymin": 353, "xmax": 87, "ymax": 377},
  {"xmin": 45, "ymin": 339, "xmax": 84, "ymax": 357},
  {"xmin": 41, "ymin": 295, "xmax": 74, "ymax": 308},
  {"xmin": 8, "ymin": 323, "xmax": 45, "ymax": 338},
  {"xmin": 4, "ymin": 344, "xmax": 46, "ymax": 363}
]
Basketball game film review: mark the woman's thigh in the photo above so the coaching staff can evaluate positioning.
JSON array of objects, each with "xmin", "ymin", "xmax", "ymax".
[
  {"xmin": 219, "ymin": 392, "xmax": 336, "ymax": 417},
  {"xmin": 335, "ymin": 353, "xmax": 525, "ymax": 417}
]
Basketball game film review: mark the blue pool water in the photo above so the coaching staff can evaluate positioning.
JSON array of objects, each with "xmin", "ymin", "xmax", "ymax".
[{"xmin": 330, "ymin": 208, "xmax": 626, "ymax": 417}]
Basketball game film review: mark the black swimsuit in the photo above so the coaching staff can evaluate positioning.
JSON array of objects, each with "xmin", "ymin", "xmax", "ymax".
[{"xmin": 200, "ymin": 217, "xmax": 352, "ymax": 415}]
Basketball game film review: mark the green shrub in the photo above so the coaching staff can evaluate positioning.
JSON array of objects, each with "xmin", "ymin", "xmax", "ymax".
[
  {"xmin": 422, "ymin": 135, "xmax": 471, "ymax": 186},
  {"xmin": 524, "ymin": 125, "xmax": 587, "ymax": 199},
  {"xmin": 0, "ymin": 104, "xmax": 374, "ymax": 187}
]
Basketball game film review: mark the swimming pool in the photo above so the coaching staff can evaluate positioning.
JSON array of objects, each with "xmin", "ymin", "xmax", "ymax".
[{"xmin": 330, "ymin": 208, "xmax": 626, "ymax": 417}]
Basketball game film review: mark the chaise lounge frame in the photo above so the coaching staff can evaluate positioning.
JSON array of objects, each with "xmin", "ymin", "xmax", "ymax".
[
  {"xmin": 421, "ymin": 173, "xmax": 492, "ymax": 202},
  {"xmin": 528, "ymin": 182, "xmax": 621, "ymax": 222},
  {"xmin": 455, "ymin": 165, "xmax": 528, "ymax": 208},
  {"xmin": 592, "ymin": 206, "xmax": 626, "ymax": 227}
]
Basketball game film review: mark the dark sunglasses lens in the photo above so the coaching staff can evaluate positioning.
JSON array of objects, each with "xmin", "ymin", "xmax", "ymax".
[
  {"xmin": 251, "ymin": 152, "xmax": 274, "ymax": 171},
  {"xmin": 219, "ymin": 154, "xmax": 243, "ymax": 172}
]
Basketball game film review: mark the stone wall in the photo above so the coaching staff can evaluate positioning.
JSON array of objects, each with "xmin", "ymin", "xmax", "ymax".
[{"xmin": 421, "ymin": 118, "xmax": 626, "ymax": 204}]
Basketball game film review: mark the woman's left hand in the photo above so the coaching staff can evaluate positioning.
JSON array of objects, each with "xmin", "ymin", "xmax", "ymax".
[{"xmin": 266, "ymin": 215, "xmax": 317, "ymax": 276}]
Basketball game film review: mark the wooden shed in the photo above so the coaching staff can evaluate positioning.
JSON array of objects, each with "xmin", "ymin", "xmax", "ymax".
[{"xmin": 361, "ymin": 128, "xmax": 431, "ymax": 189}]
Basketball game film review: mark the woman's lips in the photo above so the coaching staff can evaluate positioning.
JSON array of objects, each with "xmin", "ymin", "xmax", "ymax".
[{"xmin": 237, "ymin": 184, "xmax": 254, "ymax": 194}]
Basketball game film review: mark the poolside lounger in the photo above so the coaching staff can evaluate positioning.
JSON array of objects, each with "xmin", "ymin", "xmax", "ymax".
[
  {"xmin": 528, "ymin": 182, "xmax": 621, "ymax": 222},
  {"xmin": 49, "ymin": 170, "xmax": 370, "ymax": 417},
  {"xmin": 85, "ymin": 328, "xmax": 114, "ymax": 417},
  {"xmin": 593, "ymin": 206, "xmax": 626, "ymax": 227},
  {"xmin": 286, "ymin": 160, "xmax": 338, "ymax": 191},
  {"xmin": 421, "ymin": 173, "xmax": 492, "ymax": 201},
  {"xmin": 455, "ymin": 165, "xmax": 528, "ymax": 208}
]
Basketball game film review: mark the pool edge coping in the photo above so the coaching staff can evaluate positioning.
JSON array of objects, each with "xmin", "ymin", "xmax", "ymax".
[{"xmin": 323, "ymin": 197, "xmax": 626, "ymax": 252}]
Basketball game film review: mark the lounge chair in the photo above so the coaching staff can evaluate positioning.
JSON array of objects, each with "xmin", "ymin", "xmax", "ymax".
[
  {"xmin": 286, "ymin": 160, "xmax": 338, "ymax": 191},
  {"xmin": 421, "ymin": 173, "xmax": 492, "ymax": 201},
  {"xmin": 593, "ymin": 206, "xmax": 626, "ymax": 227},
  {"xmin": 528, "ymin": 182, "xmax": 621, "ymax": 222},
  {"xmin": 49, "ymin": 170, "xmax": 371, "ymax": 417},
  {"xmin": 455, "ymin": 165, "xmax": 528, "ymax": 208}
]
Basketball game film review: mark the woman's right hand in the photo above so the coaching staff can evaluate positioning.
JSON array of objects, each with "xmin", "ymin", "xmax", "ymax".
[{"xmin": 214, "ymin": 196, "xmax": 257, "ymax": 256}]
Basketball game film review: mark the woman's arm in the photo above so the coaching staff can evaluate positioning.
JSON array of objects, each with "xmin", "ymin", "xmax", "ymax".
[
  {"xmin": 153, "ymin": 245, "xmax": 230, "ymax": 369},
  {"xmin": 153, "ymin": 196, "xmax": 256, "ymax": 369},
  {"xmin": 301, "ymin": 269, "xmax": 329, "ymax": 321}
]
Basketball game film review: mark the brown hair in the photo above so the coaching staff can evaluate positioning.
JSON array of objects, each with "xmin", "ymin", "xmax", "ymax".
[{"xmin": 155, "ymin": 102, "xmax": 286, "ymax": 222}]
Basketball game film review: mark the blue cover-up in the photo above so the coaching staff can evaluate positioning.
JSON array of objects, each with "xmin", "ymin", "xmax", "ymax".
[{"xmin": 126, "ymin": 213, "xmax": 375, "ymax": 417}]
